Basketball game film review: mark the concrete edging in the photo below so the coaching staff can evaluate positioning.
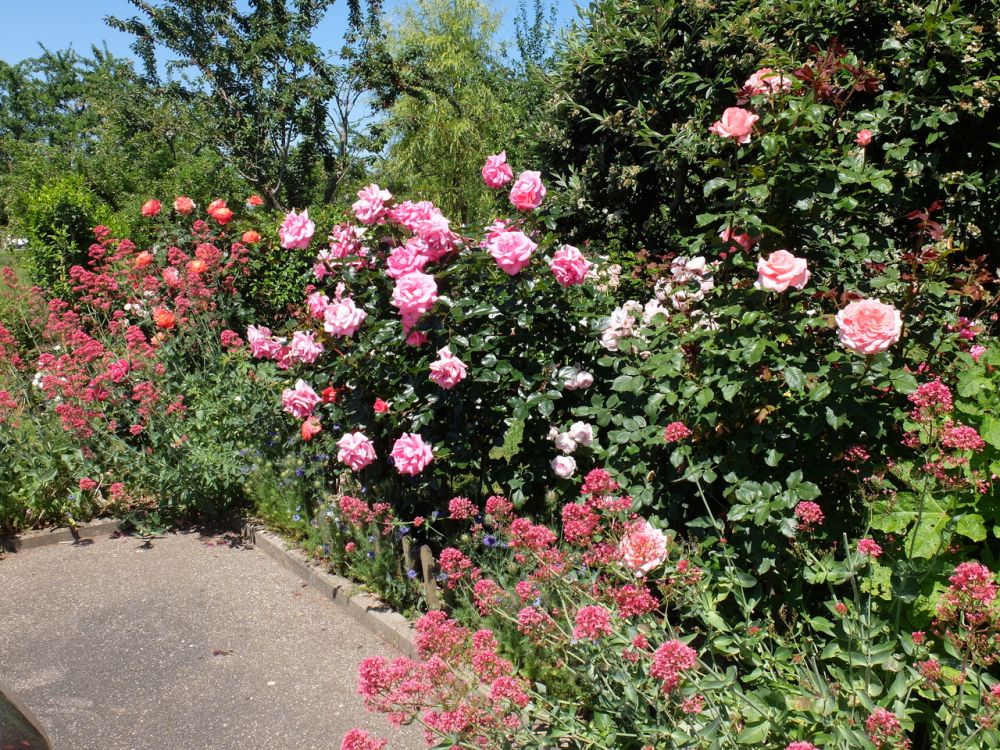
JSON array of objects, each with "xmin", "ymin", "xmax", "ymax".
[
  {"xmin": 239, "ymin": 521, "xmax": 417, "ymax": 658},
  {"xmin": 0, "ymin": 518, "xmax": 123, "ymax": 553}
]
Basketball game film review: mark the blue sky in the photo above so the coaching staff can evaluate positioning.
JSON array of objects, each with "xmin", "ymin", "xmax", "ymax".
[{"xmin": 2, "ymin": 0, "xmax": 584, "ymax": 65}]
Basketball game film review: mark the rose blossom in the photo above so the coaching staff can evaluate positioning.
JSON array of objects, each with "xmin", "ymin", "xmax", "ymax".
[
  {"xmin": 241, "ymin": 230, "xmax": 261, "ymax": 244},
  {"xmin": 300, "ymin": 416, "xmax": 322, "ymax": 441},
  {"xmin": 306, "ymin": 291, "xmax": 330, "ymax": 319},
  {"xmin": 173, "ymin": 196, "xmax": 195, "ymax": 214},
  {"xmin": 619, "ymin": 519, "xmax": 668, "ymax": 576},
  {"xmin": 856, "ymin": 129, "xmax": 874, "ymax": 147},
  {"xmin": 279, "ymin": 209, "xmax": 315, "ymax": 250},
  {"xmin": 288, "ymin": 331, "xmax": 324, "ymax": 364},
  {"xmin": 836, "ymin": 298, "xmax": 903, "ymax": 355},
  {"xmin": 281, "ymin": 379, "xmax": 320, "ymax": 419},
  {"xmin": 554, "ymin": 432, "xmax": 577, "ymax": 454},
  {"xmin": 509, "ymin": 170, "xmax": 546, "ymax": 211},
  {"xmin": 488, "ymin": 230, "xmax": 537, "ymax": 275},
  {"xmin": 141, "ymin": 199, "xmax": 161, "ymax": 217},
  {"xmin": 391, "ymin": 271, "xmax": 438, "ymax": 330},
  {"xmin": 373, "ymin": 398, "xmax": 390, "ymax": 414},
  {"xmin": 550, "ymin": 244, "xmax": 591, "ymax": 286},
  {"xmin": 719, "ymin": 227, "xmax": 761, "ymax": 252},
  {"xmin": 134, "ymin": 251, "xmax": 154, "ymax": 268},
  {"xmin": 709, "ymin": 107, "xmax": 760, "ymax": 143},
  {"xmin": 743, "ymin": 67, "xmax": 792, "ymax": 95},
  {"xmin": 428, "ymin": 346, "xmax": 468, "ymax": 389},
  {"xmin": 385, "ymin": 239, "xmax": 429, "ymax": 280},
  {"xmin": 247, "ymin": 325, "xmax": 283, "ymax": 359},
  {"xmin": 337, "ymin": 431, "xmax": 377, "ymax": 471},
  {"xmin": 162, "ymin": 267, "xmax": 181, "ymax": 288},
  {"xmin": 152, "ymin": 308, "xmax": 176, "ymax": 330},
  {"xmin": 390, "ymin": 433, "xmax": 434, "ymax": 476},
  {"xmin": 567, "ymin": 421, "xmax": 594, "ymax": 447},
  {"xmin": 970, "ymin": 344, "xmax": 987, "ymax": 362},
  {"xmin": 755, "ymin": 250, "xmax": 810, "ymax": 292},
  {"xmin": 206, "ymin": 199, "xmax": 234, "ymax": 225},
  {"xmin": 551, "ymin": 455, "xmax": 577, "ymax": 478},
  {"xmin": 352, "ymin": 183, "xmax": 392, "ymax": 225},
  {"xmin": 323, "ymin": 295, "xmax": 367, "ymax": 337},
  {"xmin": 481, "ymin": 151, "xmax": 514, "ymax": 188}
]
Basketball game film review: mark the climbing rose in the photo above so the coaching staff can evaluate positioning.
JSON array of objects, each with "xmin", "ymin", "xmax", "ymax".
[
  {"xmin": 246, "ymin": 194, "xmax": 265, "ymax": 207},
  {"xmin": 385, "ymin": 239, "xmax": 429, "ymax": 280},
  {"xmin": 619, "ymin": 520, "xmax": 668, "ymax": 576},
  {"xmin": 428, "ymin": 346, "xmax": 468, "ymax": 389},
  {"xmin": 279, "ymin": 209, "xmax": 315, "ymax": 250},
  {"xmin": 281, "ymin": 379, "xmax": 320, "ymax": 419},
  {"xmin": 352, "ymin": 183, "xmax": 392, "ymax": 225},
  {"xmin": 206, "ymin": 199, "xmax": 233, "ymax": 224},
  {"xmin": 391, "ymin": 271, "xmax": 438, "ymax": 329},
  {"xmin": 550, "ymin": 245, "xmax": 591, "ymax": 286},
  {"xmin": 509, "ymin": 170, "xmax": 546, "ymax": 211},
  {"xmin": 856, "ymin": 129, "xmax": 874, "ymax": 147},
  {"xmin": 836, "ymin": 298, "xmax": 903, "ymax": 355},
  {"xmin": 488, "ymin": 230, "xmax": 537, "ymax": 275},
  {"xmin": 173, "ymin": 196, "xmax": 195, "ymax": 214},
  {"xmin": 709, "ymin": 107, "xmax": 759, "ymax": 143},
  {"xmin": 391, "ymin": 433, "xmax": 433, "ymax": 476},
  {"xmin": 755, "ymin": 250, "xmax": 810, "ymax": 292},
  {"xmin": 567, "ymin": 421, "xmax": 594, "ymax": 447},
  {"xmin": 140, "ymin": 199, "xmax": 161, "ymax": 217},
  {"xmin": 337, "ymin": 432, "xmax": 377, "ymax": 472},
  {"xmin": 241, "ymin": 230, "xmax": 261, "ymax": 244},
  {"xmin": 551, "ymin": 455, "xmax": 577, "ymax": 478},
  {"xmin": 481, "ymin": 151, "xmax": 514, "ymax": 189},
  {"xmin": 323, "ymin": 296, "xmax": 367, "ymax": 337}
]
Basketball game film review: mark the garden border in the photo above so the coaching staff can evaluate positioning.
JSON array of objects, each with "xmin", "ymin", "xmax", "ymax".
[
  {"xmin": 238, "ymin": 520, "xmax": 418, "ymax": 658},
  {"xmin": 0, "ymin": 518, "xmax": 122, "ymax": 553}
]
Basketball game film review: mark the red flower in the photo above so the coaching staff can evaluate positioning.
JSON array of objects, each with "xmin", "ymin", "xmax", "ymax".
[
  {"xmin": 246, "ymin": 194, "xmax": 265, "ymax": 207},
  {"xmin": 134, "ymin": 251, "xmax": 154, "ymax": 269},
  {"xmin": 321, "ymin": 386, "xmax": 340, "ymax": 404},
  {"xmin": 140, "ymin": 199, "xmax": 161, "ymax": 217},
  {"xmin": 301, "ymin": 416, "xmax": 322, "ymax": 441},
  {"xmin": 152, "ymin": 308, "xmax": 176, "ymax": 330},
  {"xmin": 373, "ymin": 398, "xmax": 390, "ymax": 413}
]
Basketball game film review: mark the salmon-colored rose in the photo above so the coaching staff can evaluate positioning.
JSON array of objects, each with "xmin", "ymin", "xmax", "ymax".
[
  {"xmin": 173, "ymin": 196, "xmax": 195, "ymax": 215},
  {"xmin": 755, "ymin": 250, "xmax": 810, "ymax": 292},
  {"xmin": 152, "ymin": 308, "xmax": 176, "ymax": 330},
  {"xmin": 836, "ymin": 298, "xmax": 903, "ymax": 355},
  {"xmin": 709, "ymin": 107, "xmax": 760, "ymax": 144},
  {"xmin": 141, "ymin": 199, "xmax": 161, "ymax": 217}
]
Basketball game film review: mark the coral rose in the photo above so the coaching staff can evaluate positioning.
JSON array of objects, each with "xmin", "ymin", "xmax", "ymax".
[
  {"xmin": 134, "ymin": 251, "xmax": 154, "ymax": 269},
  {"xmin": 856, "ymin": 129, "xmax": 873, "ymax": 147},
  {"xmin": 207, "ymin": 199, "xmax": 234, "ymax": 225},
  {"xmin": 152, "ymin": 307, "xmax": 176, "ymax": 330},
  {"xmin": 509, "ymin": 170, "xmax": 546, "ymax": 211},
  {"xmin": 428, "ymin": 346, "xmax": 468, "ymax": 389},
  {"xmin": 300, "ymin": 416, "xmax": 322, "ymax": 441},
  {"xmin": 836, "ymin": 298, "xmax": 903, "ymax": 355},
  {"xmin": 279, "ymin": 209, "xmax": 315, "ymax": 250},
  {"xmin": 481, "ymin": 151, "xmax": 514, "ymax": 189},
  {"xmin": 549, "ymin": 244, "xmax": 591, "ymax": 286},
  {"xmin": 337, "ymin": 431, "xmax": 377, "ymax": 471},
  {"xmin": 391, "ymin": 433, "xmax": 433, "ymax": 476},
  {"xmin": 173, "ymin": 196, "xmax": 195, "ymax": 215},
  {"xmin": 755, "ymin": 250, "xmax": 810, "ymax": 292},
  {"xmin": 241, "ymin": 230, "xmax": 261, "ymax": 244},
  {"xmin": 709, "ymin": 107, "xmax": 760, "ymax": 143},
  {"xmin": 488, "ymin": 230, "xmax": 537, "ymax": 275},
  {"xmin": 141, "ymin": 199, "xmax": 161, "ymax": 217},
  {"xmin": 619, "ymin": 519, "xmax": 668, "ymax": 576}
]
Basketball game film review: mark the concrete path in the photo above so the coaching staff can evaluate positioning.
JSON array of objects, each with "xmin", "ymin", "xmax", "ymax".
[{"xmin": 0, "ymin": 530, "xmax": 424, "ymax": 750}]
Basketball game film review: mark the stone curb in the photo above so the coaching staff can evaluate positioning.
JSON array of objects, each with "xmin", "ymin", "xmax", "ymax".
[
  {"xmin": 0, "ymin": 518, "xmax": 123, "ymax": 553},
  {"xmin": 239, "ymin": 520, "xmax": 417, "ymax": 659}
]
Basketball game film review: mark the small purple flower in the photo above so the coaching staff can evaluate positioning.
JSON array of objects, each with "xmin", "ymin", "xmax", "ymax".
[{"xmin": 407, "ymin": 569, "xmax": 418, "ymax": 579}]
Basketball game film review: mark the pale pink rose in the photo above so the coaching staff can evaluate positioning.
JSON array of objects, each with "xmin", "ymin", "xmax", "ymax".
[
  {"xmin": 509, "ymin": 170, "xmax": 546, "ymax": 211},
  {"xmin": 415, "ymin": 213, "xmax": 458, "ymax": 261},
  {"xmin": 279, "ymin": 209, "xmax": 315, "ymax": 250},
  {"xmin": 551, "ymin": 455, "xmax": 577, "ymax": 478},
  {"xmin": 281, "ymin": 379, "xmax": 321, "ymax": 419},
  {"xmin": 836, "ymin": 298, "xmax": 904, "ymax": 355},
  {"xmin": 619, "ymin": 519, "xmax": 668, "ymax": 576},
  {"xmin": 337, "ymin": 431, "xmax": 377, "ymax": 472},
  {"xmin": 755, "ymin": 250, "xmax": 810, "ymax": 292},
  {"xmin": 391, "ymin": 433, "xmax": 434, "ymax": 476},
  {"xmin": 428, "ymin": 346, "xmax": 468, "ymax": 389},
  {"xmin": 550, "ymin": 245, "xmax": 591, "ymax": 286},
  {"xmin": 323, "ymin": 296, "xmax": 367, "ymax": 337},
  {"xmin": 567, "ymin": 421, "xmax": 594, "ymax": 447},
  {"xmin": 288, "ymin": 330, "xmax": 324, "ymax": 364},
  {"xmin": 488, "ymin": 230, "xmax": 537, "ymax": 275},
  {"xmin": 352, "ymin": 183, "xmax": 393, "ymax": 225},
  {"xmin": 391, "ymin": 271, "xmax": 438, "ymax": 330},
  {"xmin": 386, "ymin": 239, "xmax": 430, "ymax": 280},
  {"xmin": 743, "ymin": 67, "xmax": 792, "ymax": 96},
  {"xmin": 388, "ymin": 200, "xmax": 437, "ymax": 232},
  {"xmin": 709, "ymin": 107, "xmax": 760, "ymax": 144},
  {"xmin": 173, "ymin": 196, "xmax": 195, "ymax": 215},
  {"xmin": 481, "ymin": 151, "xmax": 514, "ymax": 189},
  {"xmin": 574, "ymin": 371, "xmax": 594, "ymax": 389},
  {"xmin": 247, "ymin": 325, "xmax": 283, "ymax": 360},
  {"xmin": 856, "ymin": 129, "xmax": 873, "ymax": 147},
  {"xmin": 306, "ymin": 291, "xmax": 330, "ymax": 319},
  {"xmin": 554, "ymin": 432, "xmax": 577, "ymax": 454},
  {"xmin": 970, "ymin": 345, "xmax": 987, "ymax": 363}
]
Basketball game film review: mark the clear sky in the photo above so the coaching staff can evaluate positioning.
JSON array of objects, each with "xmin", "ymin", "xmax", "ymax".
[{"xmin": 1, "ymin": 0, "xmax": 584, "ymax": 65}]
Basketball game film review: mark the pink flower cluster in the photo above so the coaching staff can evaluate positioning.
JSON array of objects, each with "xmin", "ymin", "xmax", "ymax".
[
  {"xmin": 865, "ymin": 708, "xmax": 906, "ymax": 750},
  {"xmin": 794, "ymin": 501, "xmax": 824, "ymax": 533},
  {"xmin": 663, "ymin": 421, "xmax": 692, "ymax": 443},
  {"xmin": 650, "ymin": 639, "xmax": 699, "ymax": 693},
  {"xmin": 572, "ymin": 605, "xmax": 613, "ymax": 640}
]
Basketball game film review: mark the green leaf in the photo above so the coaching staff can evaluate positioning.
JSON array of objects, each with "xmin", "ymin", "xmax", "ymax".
[
  {"xmin": 783, "ymin": 367, "xmax": 805, "ymax": 391},
  {"xmin": 955, "ymin": 514, "xmax": 987, "ymax": 542}
]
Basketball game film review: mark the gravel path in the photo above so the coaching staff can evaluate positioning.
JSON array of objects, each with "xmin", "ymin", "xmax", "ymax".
[{"xmin": 0, "ymin": 530, "xmax": 423, "ymax": 750}]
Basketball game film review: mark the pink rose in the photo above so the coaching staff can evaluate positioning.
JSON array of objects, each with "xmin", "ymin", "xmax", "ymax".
[
  {"xmin": 247, "ymin": 324, "xmax": 284, "ymax": 360},
  {"xmin": 388, "ymin": 200, "xmax": 436, "ymax": 232},
  {"xmin": 288, "ymin": 330, "xmax": 324, "ymax": 364},
  {"xmin": 173, "ymin": 196, "xmax": 195, "ymax": 215},
  {"xmin": 141, "ymin": 199, "xmax": 161, "ymax": 218},
  {"xmin": 481, "ymin": 151, "xmax": 514, "ymax": 189},
  {"xmin": 755, "ymin": 250, "xmax": 810, "ymax": 292},
  {"xmin": 743, "ymin": 67, "xmax": 792, "ymax": 96},
  {"xmin": 279, "ymin": 209, "xmax": 315, "ymax": 250},
  {"xmin": 281, "ymin": 379, "xmax": 321, "ymax": 419},
  {"xmin": 385, "ymin": 239, "xmax": 430, "ymax": 280},
  {"xmin": 970, "ymin": 345, "xmax": 987, "ymax": 363},
  {"xmin": 549, "ymin": 244, "xmax": 591, "ymax": 286},
  {"xmin": 306, "ymin": 291, "xmax": 330, "ymax": 319},
  {"xmin": 509, "ymin": 170, "xmax": 546, "ymax": 211},
  {"xmin": 836, "ymin": 298, "xmax": 904, "ymax": 355},
  {"xmin": 162, "ymin": 267, "xmax": 181, "ymax": 288},
  {"xmin": 709, "ymin": 107, "xmax": 760, "ymax": 144},
  {"xmin": 415, "ymin": 212, "xmax": 458, "ymax": 261},
  {"xmin": 428, "ymin": 346, "xmax": 468, "ymax": 389},
  {"xmin": 406, "ymin": 330, "xmax": 429, "ymax": 347},
  {"xmin": 856, "ymin": 129, "xmax": 873, "ymax": 147},
  {"xmin": 337, "ymin": 431, "xmax": 377, "ymax": 471},
  {"xmin": 301, "ymin": 416, "xmax": 323, "ymax": 441},
  {"xmin": 551, "ymin": 455, "xmax": 577, "ymax": 478},
  {"xmin": 619, "ymin": 519, "xmax": 668, "ymax": 576},
  {"xmin": 391, "ymin": 433, "xmax": 434, "ymax": 476},
  {"xmin": 719, "ymin": 227, "xmax": 760, "ymax": 252},
  {"xmin": 352, "ymin": 183, "xmax": 393, "ymax": 225},
  {"xmin": 326, "ymin": 223, "xmax": 367, "ymax": 266},
  {"xmin": 391, "ymin": 271, "xmax": 438, "ymax": 331},
  {"xmin": 323, "ymin": 296, "xmax": 367, "ymax": 337},
  {"xmin": 488, "ymin": 230, "xmax": 537, "ymax": 275}
]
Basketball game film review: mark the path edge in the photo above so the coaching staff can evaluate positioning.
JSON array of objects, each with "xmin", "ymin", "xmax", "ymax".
[{"xmin": 0, "ymin": 518, "xmax": 122, "ymax": 552}]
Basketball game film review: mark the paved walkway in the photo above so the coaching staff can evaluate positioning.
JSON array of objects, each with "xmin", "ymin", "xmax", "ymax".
[{"xmin": 0, "ymin": 530, "xmax": 423, "ymax": 750}]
